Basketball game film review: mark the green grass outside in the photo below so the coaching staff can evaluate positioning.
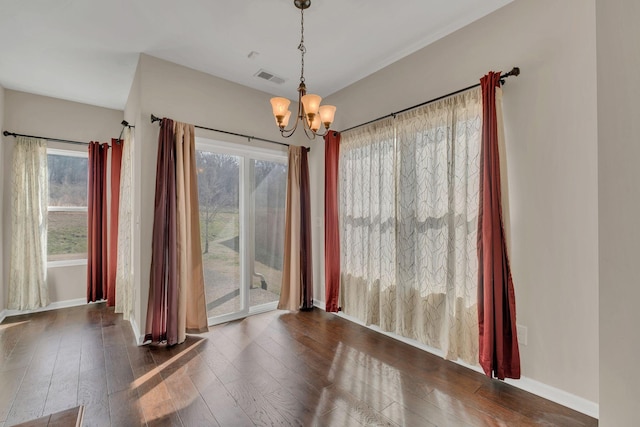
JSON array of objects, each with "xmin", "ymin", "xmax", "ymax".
[{"xmin": 48, "ymin": 211, "xmax": 87, "ymax": 260}]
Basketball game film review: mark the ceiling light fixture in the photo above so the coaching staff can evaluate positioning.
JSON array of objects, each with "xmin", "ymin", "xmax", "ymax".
[{"xmin": 270, "ymin": 0, "xmax": 336, "ymax": 139}]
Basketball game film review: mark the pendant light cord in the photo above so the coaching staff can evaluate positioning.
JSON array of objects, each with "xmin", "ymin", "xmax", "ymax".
[{"xmin": 298, "ymin": 6, "xmax": 306, "ymax": 84}]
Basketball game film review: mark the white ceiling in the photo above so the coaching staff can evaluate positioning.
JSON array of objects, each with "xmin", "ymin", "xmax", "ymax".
[{"xmin": 0, "ymin": 0, "xmax": 513, "ymax": 110}]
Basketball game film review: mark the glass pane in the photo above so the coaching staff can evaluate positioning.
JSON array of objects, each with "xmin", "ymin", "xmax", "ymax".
[
  {"xmin": 48, "ymin": 154, "xmax": 88, "ymax": 207},
  {"xmin": 48, "ymin": 211, "xmax": 88, "ymax": 261},
  {"xmin": 250, "ymin": 160, "xmax": 287, "ymax": 308},
  {"xmin": 47, "ymin": 152, "xmax": 88, "ymax": 262},
  {"xmin": 197, "ymin": 151, "xmax": 241, "ymax": 318}
]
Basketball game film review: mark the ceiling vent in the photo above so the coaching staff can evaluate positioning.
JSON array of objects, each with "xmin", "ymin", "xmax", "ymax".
[{"xmin": 255, "ymin": 69, "xmax": 285, "ymax": 85}]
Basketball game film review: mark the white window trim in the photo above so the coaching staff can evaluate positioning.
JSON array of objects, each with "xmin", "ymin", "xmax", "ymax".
[
  {"xmin": 195, "ymin": 137, "xmax": 287, "ymax": 163},
  {"xmin": 48, "ymin": 258, "xmax": 88, "ymax": 268},
  {"xmin": 47, "ymin": 148, "xmax": 88, "ymax": 158},
  {"xmin": 48, "ymin": 206, "xmax": 88, "ymax": 212}
]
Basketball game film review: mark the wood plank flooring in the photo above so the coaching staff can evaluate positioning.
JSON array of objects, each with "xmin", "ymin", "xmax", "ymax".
[{"xmin": 0, "ymin": 303, "xmax": 597, "ymax": 426}]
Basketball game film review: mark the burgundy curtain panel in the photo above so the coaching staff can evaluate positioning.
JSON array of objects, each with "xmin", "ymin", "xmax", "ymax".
[
  {"xmin": 87, "ymin": 142, "xmax": 109, "ymax": 303},
  {"xmin": 324, "ymin": 131, "xmax": 341, "ymax": 312},
  {"xmin": 106, "ymin": 138, "xmax": 123, "ymax": 306},
  {"xmin": 477, "ymin": 71, "xmax": 521, "ymax": 380},
  {"xmin": 146, "ymin": 118, "xmax": 179, "ymax": 344}
]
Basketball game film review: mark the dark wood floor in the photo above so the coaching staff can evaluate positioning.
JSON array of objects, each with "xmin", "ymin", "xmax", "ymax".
[{"xmin": 0, "ymin": 303, "xmax": 597, "ymax": 427}]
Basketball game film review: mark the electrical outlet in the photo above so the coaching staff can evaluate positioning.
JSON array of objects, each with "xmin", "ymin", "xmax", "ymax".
[{"xmin": 517, "ymin": 324, "xmax": 528, "ymax": 346}]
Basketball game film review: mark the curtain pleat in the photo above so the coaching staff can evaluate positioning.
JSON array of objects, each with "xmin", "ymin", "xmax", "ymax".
[
  {"xmin": 146, "ymin": 118, "xmax": 178, "ymax": 344},
  {"xmin": 279, "ymin": 146, "xmax": 313, "ymax": 311},
  {"xmin": 324, "ymin": 131, "xmax": 341, "ymax": 312},
  {"xmin": 106, "ymin": 138, "xmax": 123, "ymax": 306},
  {"xmin": 87, "ymin": 141, "xmax": 109, "ymax": 303},
  {"xmin": 477, "ymin": 72, "xmax": 520, "ymax": 379},
  {"xmin": 9, "ymin": 136, "xmax": 48, "ymax": 310},
  {"xmin": 175, "ymin": 122, "xmax": 209, "ymax": 335},
  {"xmin": 115, "ymin": 128, "xmax": 134, "ymax": 320}
]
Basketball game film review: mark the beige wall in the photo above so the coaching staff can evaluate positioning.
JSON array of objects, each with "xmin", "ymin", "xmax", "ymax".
[
  {"xmin": 2, "ymin": 90, "xmax": 123, "ymax": 306},
  {"xmin": 324, "ymin": 0, "xmax": 599, "ymax": 404},
  {"xmin": 126, "ymin": 54, "xmax": 311, "ymax": 338},
  {"xmin": 1, "ymin": 0, "xmax": 613, "ymax": 415},
  {"xmin": 596, "ymin": 0, "xmax": 640, "ymax": 425},
  {"xmin": 0, "ymin": 84, "xmax": 4, "ymax": 311}
]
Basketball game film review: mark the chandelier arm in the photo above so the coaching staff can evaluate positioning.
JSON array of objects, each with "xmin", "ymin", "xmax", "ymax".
[
  {"xmin": 303, "ymin": 126, "xmax": 317, "ymax": 140},
  {"xmin": 312, "ymin": 127, "xmax": 330, "ymax": 137},
  {"xmin": 278, "ymin": 89, "xmax": 306, "ymax": 135}
]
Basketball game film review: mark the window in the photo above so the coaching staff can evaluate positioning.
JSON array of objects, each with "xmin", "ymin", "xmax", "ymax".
[
  {"xmin": 47, "ymin": 148, "xmax": 88, "ymax": 264},
  {"xmin": 339, "ymin": 88, "xmax": 482, "ymax": 363},
  {"xmin": 196, "ymin": 138, "xmax": 287, "ymax": 323}
]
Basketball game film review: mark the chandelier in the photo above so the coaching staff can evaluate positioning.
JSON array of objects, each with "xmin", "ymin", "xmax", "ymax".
[{"xmin": 270, "ymin": 0, "xmax": 336, "ymax": 139}]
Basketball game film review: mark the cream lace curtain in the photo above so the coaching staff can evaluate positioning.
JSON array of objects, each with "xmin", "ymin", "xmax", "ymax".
[
  {"xmin": 340, "ymin": 88, "xmax": 482, "ymax": 364},
  {"xmin": 339, "ymin": 118, "xmax": 396, "ymax": 325},
  {"xmin": 115, "ymin": 127, "xmax": 134, "ymax": 320},
  {"xmin": 9, "ymin": 136, "xmax": 49, "ymax": 310}
]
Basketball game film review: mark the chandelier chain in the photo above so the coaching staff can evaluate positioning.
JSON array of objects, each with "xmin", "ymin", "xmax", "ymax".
[{"xmin": 298, "ymin": 6, "xmax": 306, "ymax": 83}]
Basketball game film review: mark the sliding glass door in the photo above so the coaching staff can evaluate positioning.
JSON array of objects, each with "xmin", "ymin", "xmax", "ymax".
[{"xmin": 196, "ymin": 138, "xmax": 287, "ymax": 324}]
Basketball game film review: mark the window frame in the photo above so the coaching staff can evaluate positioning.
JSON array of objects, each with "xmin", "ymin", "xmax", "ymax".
[{"xmin": 46, "ymin": 147, "xmax": 89, "ymax": 268}]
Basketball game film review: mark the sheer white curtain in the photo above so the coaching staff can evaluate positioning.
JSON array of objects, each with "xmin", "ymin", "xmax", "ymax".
[
  {"xmin": 9, "ymin": 136, "xmax": 49, "ymax": 310},
  {"xmin": 339, "ymin": 88, "xmax": 482, "ymax": 363},
  {"xmin": 395, "ymin": 88, "xmax": 482, "ymax": 363},
  {"xmin": 115, "ymin": 128, "xmax": 134, "ymax": 320},
  {"xmin": 339, "ymin": 118, "xmax": 396, "ymax": 327}
]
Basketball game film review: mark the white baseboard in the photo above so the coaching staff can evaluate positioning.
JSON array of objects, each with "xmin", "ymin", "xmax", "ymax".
[
  {"xmin": 504, "ymin": 376, "xmax": 598, "ymax": 419},
  {"xmin": 313, "ymin": 299, "xmax": 326, "ymax": 311},
  {"xmin": 129, "ymin": 316, "xmax": 146, "ymax": 346},
  {"xmin": 2, "ymin": 298, "xmax": 87, "ymax": 318},
  {"xmin": 0, "ymin": 309, "xmax": 7, "ymax": 324},
  {"xmin": 331, "ymin": 310, "xmax": 598, "ymax": 419}
]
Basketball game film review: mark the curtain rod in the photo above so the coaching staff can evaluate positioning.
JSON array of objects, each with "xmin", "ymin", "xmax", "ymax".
[
  {"xmin": 339, "ymin": 67, "xmax": 521, "ymax": 134},
  {"xmin": 150, "ymin": 114, "xmax": 310, "ymax": 152},
  {"xmin": 3, "ymin": 130, "xmax": 89, "ymax": 146},
  {"xmin": 3, "ymin": 121, "xmax": 135, "ymax": 146}
]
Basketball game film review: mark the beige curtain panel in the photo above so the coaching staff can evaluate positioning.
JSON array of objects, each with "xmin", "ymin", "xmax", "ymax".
[
  {"xmin": 279, "ymin": 145, "xmax": 313, "ymax": 311},
  {"xmin": 9, "ymin": 136, "xmax": 49, "ymax": 310},
  {"xmin": 175, "ymin": 122, "xmax": 209, "ymax": 338}
]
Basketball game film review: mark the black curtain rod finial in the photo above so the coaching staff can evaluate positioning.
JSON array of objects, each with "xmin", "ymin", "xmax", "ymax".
[{"xmin": 150, "ymin": 114, "xmax": 162, "ymax": 124}]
